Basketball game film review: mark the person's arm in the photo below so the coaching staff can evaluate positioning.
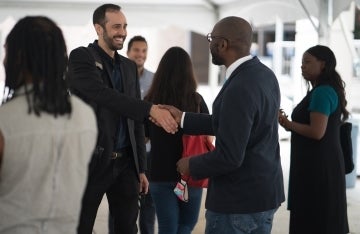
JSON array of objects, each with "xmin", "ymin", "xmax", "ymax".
[
  {"xmin": 279, "ymin": 86, "xmax": 336, "ymax": 140},
  {"xmin": 67, "ymin": 47, "xmax": 177, "ymax": 134},
  {"xmin": 0, "ymin": 130, "xmax": 4, "ymax": 171},
  {"xmin": 199, "ymin": 94, "xmax": 215, "ymax": 142},
  {"xmin": 159, "ymin": 104, "xmax": 214, "ymax": 135},
  {"xmin": 279, "ymin": 111, "xmax": 328, "ymax": 140}
]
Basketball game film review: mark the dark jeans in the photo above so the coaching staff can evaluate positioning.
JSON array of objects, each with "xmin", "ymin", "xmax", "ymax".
[
  {"xmin": 205, "ymin": 208, "xmax": 277, "ymax": 234},
  {"xmin": 78, "ymin": 153, "xmax": 139, "ymax": 234},
  {"xmin": 150, "ymin": 182, "xmax": 203, "ymax": 234}
]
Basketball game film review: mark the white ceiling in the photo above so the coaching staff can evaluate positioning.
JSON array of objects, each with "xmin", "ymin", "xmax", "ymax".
[{"xmin": 0, "ymin": 0, "xmax": 354, "ymax": 31}]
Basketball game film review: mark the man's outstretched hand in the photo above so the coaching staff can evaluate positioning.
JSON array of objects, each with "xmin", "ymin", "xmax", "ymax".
[
  {"xmin": 149, "ymin": 105, "xmax": 178, "ymax": 134},
  {"xmin": 158, "ymin": 105, "xmax": 183, "ymax": 124}
]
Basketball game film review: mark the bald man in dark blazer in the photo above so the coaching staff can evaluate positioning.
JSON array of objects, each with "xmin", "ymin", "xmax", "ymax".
[{"xmin": 174, "ymin": 16, "xmax": 285, "ymax": 234}]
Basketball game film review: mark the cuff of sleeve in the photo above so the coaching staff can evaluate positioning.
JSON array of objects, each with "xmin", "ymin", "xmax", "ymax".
[{"xmin": 181, "ymin": 112, "xmax": 186, "ymax": 128}]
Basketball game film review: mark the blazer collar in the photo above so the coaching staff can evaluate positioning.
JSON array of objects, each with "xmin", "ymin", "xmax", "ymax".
[
  {"xmin": 213, "ymin": 56, "xmax": 259, "ymax": 104},
  {"xmin": 225, "ymin": 55, "xmax": 253, "ymax": 80},
  {"xmin": 91, "ymin": 40, "xmax": 120, "ymax": 63}
]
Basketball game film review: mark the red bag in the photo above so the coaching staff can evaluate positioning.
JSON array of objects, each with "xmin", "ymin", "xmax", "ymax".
[{"xmin": 181, "ymin": 135, "xmax": 215, "ymax": 188}]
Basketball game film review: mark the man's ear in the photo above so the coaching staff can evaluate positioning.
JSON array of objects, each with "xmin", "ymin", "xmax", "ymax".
[
  {"xmin": 221, "ymin": 40, "xmax": 226, "ymax": 48},
  {"xmin": 220, "ymin": 39, "xmax": 228, "ymax": 50},
  {"xmin": 94, "ymin": 24, "xmax": 103, "ymax": 36}
]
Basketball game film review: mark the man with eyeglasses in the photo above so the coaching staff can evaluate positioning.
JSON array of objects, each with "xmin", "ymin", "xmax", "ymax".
[{"xmin": 165, "ymin": 16, "xmax": 285, "ymax": 234}]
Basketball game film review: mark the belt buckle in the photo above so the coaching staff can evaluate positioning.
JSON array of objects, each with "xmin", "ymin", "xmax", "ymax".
[{"xmin": 111, "ymin": 152, "xmax": 122, "ymax": 160}]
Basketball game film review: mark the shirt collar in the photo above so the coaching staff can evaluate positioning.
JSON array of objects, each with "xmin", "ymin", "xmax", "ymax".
[
  {"xmin": 225, "ymin": 55, "xmax": 252, "ymax": 80},
  {"xmin": 92, "ymin": 40, "xmax": 120, "ymax": 64}
]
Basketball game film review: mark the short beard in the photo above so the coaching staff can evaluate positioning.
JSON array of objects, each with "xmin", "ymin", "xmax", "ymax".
[
  {"xmin": 103, "ymin": 29, "xmax": 123, "ymax": 51},
  {"xmin": 211, "ymin": 53, "xmax": 223, "ymax": 66}
]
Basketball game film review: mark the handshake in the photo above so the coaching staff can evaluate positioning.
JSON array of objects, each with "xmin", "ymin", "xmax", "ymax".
[{"xmin": 150, "ymin": 104, "xmax": 183, "ymax": 134}]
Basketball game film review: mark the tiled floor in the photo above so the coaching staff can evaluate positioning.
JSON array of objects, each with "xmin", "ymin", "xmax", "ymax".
[{"xmin": 93, "ymin": 140, "xmax": 360, "ymax": 234}]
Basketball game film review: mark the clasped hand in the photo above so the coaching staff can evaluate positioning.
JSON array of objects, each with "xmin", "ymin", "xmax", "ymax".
[
  {"xmin": 149, "ymin": 104, "xmax": 183, "ymax": 132},
  {"xmin": 278, "ymin": 109, "xmax": 291, "ymax": 131},
  {"xmin": 149, "ymin": 105, "xmax": 179, "ymax": 134}
]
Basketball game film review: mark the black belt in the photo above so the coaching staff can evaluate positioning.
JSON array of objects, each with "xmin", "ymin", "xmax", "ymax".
[{"xmin": 111, "ymin": 147, "xmax": 131, "ymax": 160}]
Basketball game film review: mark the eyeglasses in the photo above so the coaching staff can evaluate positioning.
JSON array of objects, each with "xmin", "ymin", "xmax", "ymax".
[{"xmin": 206, "ymin": 33, "xmax": 227, "ymax": 42}]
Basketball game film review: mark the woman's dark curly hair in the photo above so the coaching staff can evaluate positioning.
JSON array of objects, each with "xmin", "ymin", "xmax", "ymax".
[{"xmin": 4, "ymin": 16, "xmax": 71, "ymax": 116}]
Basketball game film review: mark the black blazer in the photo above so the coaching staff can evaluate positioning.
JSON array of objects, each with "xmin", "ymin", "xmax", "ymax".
[
  {"xmin": 184, "ymin": 57, "xmax": 285, "ymax": 213},
  {"xmin": 67, "ymin": 41, "xmax": 151, "ymax": 178}
]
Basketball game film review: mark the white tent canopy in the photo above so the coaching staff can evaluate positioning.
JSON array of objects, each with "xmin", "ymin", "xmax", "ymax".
[
  {"xmin": 0, "ymin": 0, "xmax": 353, "ymax": 34},
  {"xmin": 0, "ymin": 1, "xmax": 354, "ymax": 59}
]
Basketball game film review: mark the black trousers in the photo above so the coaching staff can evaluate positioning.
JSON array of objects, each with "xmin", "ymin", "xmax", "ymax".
[
  {"xmin": 109, "ymin": 152, "xmax": 155, "ymax": 234},
  {"xmin": 77, "ymin": 153, "xmax": 139, "ymax": 234},
  {"xmin": 108, "ymin": 192, "xmax": 156, "ymax": 234},
  {"xmin": 138, "ymin": 152, "xmax": 156, "ymax": 234}
]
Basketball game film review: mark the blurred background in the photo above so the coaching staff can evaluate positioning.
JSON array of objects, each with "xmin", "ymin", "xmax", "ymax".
[{"xmin": 0, "ymin": 0, "xmax": 359, "ymax": 176}]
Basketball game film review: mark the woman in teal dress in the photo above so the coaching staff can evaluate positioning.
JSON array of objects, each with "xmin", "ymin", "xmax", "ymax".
[{"xmin": 278, "ymin": 45, "xmax": 350, "ymax": 234}]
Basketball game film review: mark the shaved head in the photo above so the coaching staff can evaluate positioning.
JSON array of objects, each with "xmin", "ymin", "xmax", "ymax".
[
  {"xmin": 209, "ymin": 16, "xmax": 253, "ymax": 67},
  {"xmin": 213, "ymin": 16, "xmax": 253, "ymax": 51}
]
